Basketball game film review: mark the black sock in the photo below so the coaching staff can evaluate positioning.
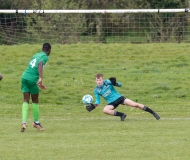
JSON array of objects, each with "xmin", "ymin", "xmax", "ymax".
[
  {"xmin": 143, "ymin": 106, "xmax": 154, "ymax": 114},
  {"xmin": 114, "ymin": 111, "xmax": 124, "ymax": 117}
]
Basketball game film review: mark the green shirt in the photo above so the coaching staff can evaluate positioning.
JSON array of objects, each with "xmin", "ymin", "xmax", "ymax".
[{"xmin": 22, "ymin": 52, "xmax": 49, "ymax": 82}]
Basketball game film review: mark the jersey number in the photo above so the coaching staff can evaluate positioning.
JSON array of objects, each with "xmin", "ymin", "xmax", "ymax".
[{"xmin": 30, "ymin": 58, "xmax": 36, "ymax": 68}]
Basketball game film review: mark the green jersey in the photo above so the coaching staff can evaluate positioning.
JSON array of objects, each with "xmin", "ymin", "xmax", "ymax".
[{"xmin": 22, "ymin": 52, "xmax": 49, "ymax": 82}]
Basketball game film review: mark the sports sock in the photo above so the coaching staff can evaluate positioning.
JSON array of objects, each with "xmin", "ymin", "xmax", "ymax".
[
  {"xmin": 114, "ymin": 111, "xmax": 124, "ymax": 116},
  {"xmin": 32, "ymin": 103, "xmax": 39, "ymax": 123},
  {"xmin": 22, "ymin": 102, "xmax": 29, "ymax": 124},
  {"xmin": 142, "ymin": 106, "xmax": 154, "ymax": 114}
]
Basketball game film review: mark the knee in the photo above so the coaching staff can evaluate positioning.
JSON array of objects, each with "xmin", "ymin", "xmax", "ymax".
[
  {"xmin": 24, "ymin": 100, "xmax": 29, "ymax": 103},
  {"xmin": 103, "ymin": 108, "xmax": 108, "ymax": 114},
  {"xmin": 23, "ymin": 98, "xmax": 29, "ymax": 103},
  {"xmin": 31, "ymin": 96, "xmax": 39, "ymax": 103}
]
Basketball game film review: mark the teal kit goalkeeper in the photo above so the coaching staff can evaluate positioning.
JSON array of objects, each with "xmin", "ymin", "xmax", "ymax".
[{"xmin": 86, "ymin": 73, "xmax": 160, "ymax": 121}]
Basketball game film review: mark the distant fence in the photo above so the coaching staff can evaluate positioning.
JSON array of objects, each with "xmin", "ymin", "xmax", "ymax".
[{"xmin": 0, "ymin": 9, "xmax": 190, "ymax": 44}]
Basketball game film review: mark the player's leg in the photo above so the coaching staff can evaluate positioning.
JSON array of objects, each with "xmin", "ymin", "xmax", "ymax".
[
  {"xmin": 123, "ymin": 99, "xmax": 160, "ymax": 120},
  {"xmin": 103, "ymin": 104, "xmax": 126, "ymax": 121},
  {"xmin": 21, "ymin": 93, "xmax": 30, "ymax": 132},
  {"xmin": 31, "ymin": 93, "xmax": 44, "ymax": 131},
  {"xmin": 103, "ymin": 105, "xmax": 115, "ymax": 115},
  {"xmin": 31, "ymin": 93, "xmax": 39, "ymax": 123},
  {"xmin": 21, "ymin": 79, "xmax": 30, "ymax": 132},
  {"xmin": 30, "ymin": 82, "xmax": 44, "ymax": 130}
]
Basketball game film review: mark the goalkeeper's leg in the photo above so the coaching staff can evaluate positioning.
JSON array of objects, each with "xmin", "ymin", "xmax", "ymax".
[
  {"xmin": 103, "ymin": 105, "xmax": 126, "ymax": 121},
  {"xmin": 124, "ymin": 99, "xmax": 160, "ymax": 120}
]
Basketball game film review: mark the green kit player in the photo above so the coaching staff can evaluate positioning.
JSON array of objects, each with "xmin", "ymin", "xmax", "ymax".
[{"xmin": 20, "ymin": 43, "xmax": 51, "ymax": 132}]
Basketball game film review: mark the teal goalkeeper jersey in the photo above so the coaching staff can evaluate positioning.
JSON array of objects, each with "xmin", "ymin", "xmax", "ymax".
[
  {"xmin": 94, "ymin": 80, "xmax": 122, "ymax": 105},
  {"xmin": 22, "ymin": 52, "xmax": 49, "ymax": 82}
]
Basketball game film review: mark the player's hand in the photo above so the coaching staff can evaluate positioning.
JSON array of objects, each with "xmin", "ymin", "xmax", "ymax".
[
  {"xmin": 38, "ymin": 84, "xmax": 47, "ymax": 90},
  {"xmin": 109, "ymin": 77, "xmax": 116, "ymax": 85},
  {"xmin": 86, "ymin": 104, "xmax": 96, "ymax": 112},
  {"xmin": 37, "ymin": 78, "xmax": 43, "ymax": 85}
]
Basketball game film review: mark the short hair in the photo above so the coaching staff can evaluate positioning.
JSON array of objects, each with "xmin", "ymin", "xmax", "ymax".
[
  {"xmin": 42, "ymin": 43, "xmax": 51, "ymax": 52},
  {"xmin": 95, "ymin": 73, "xmax": 103, "ymax": 79}
]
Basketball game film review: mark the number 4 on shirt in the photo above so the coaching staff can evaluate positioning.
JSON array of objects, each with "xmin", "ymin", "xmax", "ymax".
[{"xmin": 30, "ymin": 58, "xmax": 36, "ymax": 68}]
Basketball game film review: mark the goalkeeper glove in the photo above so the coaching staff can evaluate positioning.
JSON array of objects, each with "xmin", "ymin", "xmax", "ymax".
[
  {"xmin": 109, "ymin": 77, "xmax": 117, "ymax": 86},
  {"xmin": 86, "ymin": 104, "xmax": 96, "ymax": 112}
]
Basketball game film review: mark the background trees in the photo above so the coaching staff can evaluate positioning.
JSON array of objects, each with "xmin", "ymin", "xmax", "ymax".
[{"xmin": 0, "ymin": 0, "xmax": 189, "ymax": 44}]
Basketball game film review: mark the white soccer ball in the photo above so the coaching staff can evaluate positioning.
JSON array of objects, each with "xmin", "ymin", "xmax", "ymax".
[{"xmin": 82, "ymin": 94, "xmax": 93, "ymax": 104}]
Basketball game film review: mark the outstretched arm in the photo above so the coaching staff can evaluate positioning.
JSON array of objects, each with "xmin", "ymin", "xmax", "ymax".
[{"xmin": 86, "ymin": 91, "xmax": 99, "ymax": 112}]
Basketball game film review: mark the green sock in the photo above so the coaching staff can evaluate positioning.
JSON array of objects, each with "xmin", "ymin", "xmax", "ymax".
[
  {"xmin": 22, "ymin": 102, "xmax": 29, "ymax": 124},
  {"xmin": 32, "ymin": 103, "xmax": 39, "ymax": 123}
]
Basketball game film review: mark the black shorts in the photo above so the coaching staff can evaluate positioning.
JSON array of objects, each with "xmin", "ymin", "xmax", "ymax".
[{"xmin": 108, "ymin": 96, "xmax": 126, "ymax": 109}]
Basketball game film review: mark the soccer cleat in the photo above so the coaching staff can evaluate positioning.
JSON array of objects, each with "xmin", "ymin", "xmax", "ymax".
[
  {"xmin": 152, "ymin": 112, "xmax": 160, "ymax": 120},
  {"xmin": 20, "ymin": 123, "xmax": 27, "ymax": 132},
  {"xmin": 32, "ymin": 122, "xmax": 44, "ymax": 131},
  {"xmin": 121, "ymin": 114, "xmax": 127, "ymax": 121}
]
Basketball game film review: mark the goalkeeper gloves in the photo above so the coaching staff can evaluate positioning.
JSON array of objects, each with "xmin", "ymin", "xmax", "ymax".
[
  {"xmin": 86, "ymin": 104, "xmax": 96, "ymax": 112},
  {"xmin": 109, "ymin": 77, "xmax": 117, "ymax": 86}
]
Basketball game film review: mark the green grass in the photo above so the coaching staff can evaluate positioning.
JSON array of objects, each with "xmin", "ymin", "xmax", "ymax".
[{"xmin": 0, "ymin": 43, "xmax": 190, "ymax": 160}]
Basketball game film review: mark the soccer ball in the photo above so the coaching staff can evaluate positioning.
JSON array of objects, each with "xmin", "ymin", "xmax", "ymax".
[{"xmin": 82, "ymin": 94, "xmax": 93, "ymax": 104}]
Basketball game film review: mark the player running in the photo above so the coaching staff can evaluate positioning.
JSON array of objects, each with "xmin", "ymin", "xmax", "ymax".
[
  {"xmin": 20, "ymin": 43, "xmax": 51, "ymax": 132},
  {"xmin": 86, "ymin": 73, "xmax": 160, "ymax": 121}
]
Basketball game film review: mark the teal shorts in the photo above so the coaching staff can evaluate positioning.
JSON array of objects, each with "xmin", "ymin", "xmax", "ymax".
[{"xmin": 21, "ymin": 78, "xmax": 39, "ymax": 94}]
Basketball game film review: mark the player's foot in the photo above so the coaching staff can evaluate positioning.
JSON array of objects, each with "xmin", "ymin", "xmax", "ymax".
[
  {"xmin": 32, "ymin": 122, "xmax": 44, "ymax": 131},
  {"xmin": 152, "ymin": 112, "xmax": 160, "ymax": 120},
  {"xmin": 20, "ymin": 123, "xmax": 26, "ymax": 132},
  {"xmin": 121, "ymin": 114, "xmax": 127, "ymax": 121}
]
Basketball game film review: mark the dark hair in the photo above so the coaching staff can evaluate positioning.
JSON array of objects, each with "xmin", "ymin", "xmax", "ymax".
[{"xmin": 42, "ymin": 43, "xmax": 51, "ymax": 52}]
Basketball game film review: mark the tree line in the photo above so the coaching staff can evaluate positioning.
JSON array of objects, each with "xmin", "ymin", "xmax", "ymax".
[{"xmin": 0, "ymin": 0, "xmax": 189, "ymax": 44}]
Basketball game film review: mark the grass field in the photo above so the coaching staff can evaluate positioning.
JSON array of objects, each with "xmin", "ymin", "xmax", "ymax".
[{"xmin": 0, "ymin": 43, "xmax": 190, "ymax": 160}]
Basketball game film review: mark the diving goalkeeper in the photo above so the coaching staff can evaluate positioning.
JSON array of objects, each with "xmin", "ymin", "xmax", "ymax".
[{"xmin": 86, "ymin": 73, "xmax": 160, "ymax": 121}]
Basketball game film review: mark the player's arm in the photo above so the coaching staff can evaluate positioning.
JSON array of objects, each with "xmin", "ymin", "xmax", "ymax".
[
  {"xmin": 109, "ymin": 77, "xmax": 122, "ymax": 87},
  {"xmin": 86, "ymin": 90, "xmax": 99, "ymax": 112},
  {"xmin": 37, "ymin": 61, "xmax": 46, "ymax": 90},
  {"xmin": 38, "ymin": 61, "xmax": 43, "ymax": 83}
]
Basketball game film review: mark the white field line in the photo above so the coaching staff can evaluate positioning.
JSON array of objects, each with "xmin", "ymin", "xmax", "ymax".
[
  {"xmin": 51, "ymin": 117, "xmax": 190, "ymax": 121},
  {"xmin": 1, "ymin": 117, "xmax": 190, "ymax": 121}
]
